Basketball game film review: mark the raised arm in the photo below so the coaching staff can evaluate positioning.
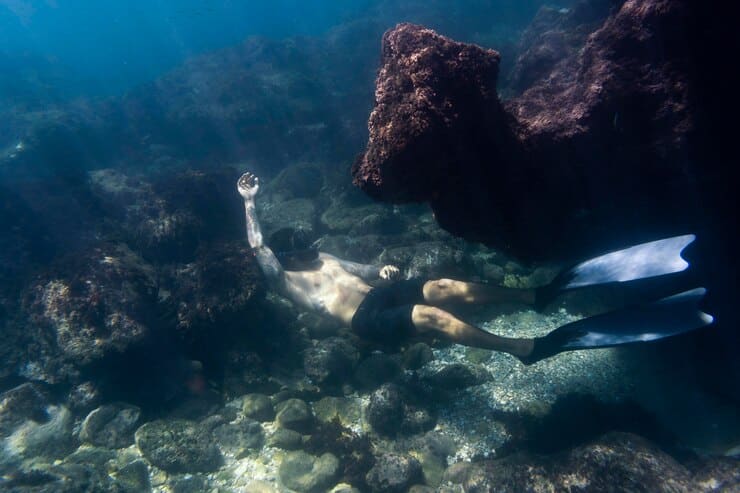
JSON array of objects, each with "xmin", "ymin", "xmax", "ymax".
[
  {"xmin": 237, "ymin": 172, "xmax": 286, "ymax": 290},
  {"xmin": 319, "ymin": 253, "xmax": 400, "ymax": 282}
]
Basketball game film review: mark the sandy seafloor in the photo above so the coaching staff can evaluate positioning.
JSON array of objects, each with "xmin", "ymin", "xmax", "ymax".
[{"xmin": 134, "ymin": 303, "xmax": 726, "ymax": 492}]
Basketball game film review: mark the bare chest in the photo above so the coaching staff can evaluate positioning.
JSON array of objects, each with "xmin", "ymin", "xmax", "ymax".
[{"xmin": 284, "ymin": 262, "xmax": 370, "ymax": 324}]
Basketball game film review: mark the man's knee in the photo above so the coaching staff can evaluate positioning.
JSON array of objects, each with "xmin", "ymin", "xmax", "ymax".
[
  {"xmin": 423, "ymin": 278, "xmax": 458, "ymax": 302},
  {"xmin": 411, "ymin": 304, "xmax": 452, "ymax": 331}
]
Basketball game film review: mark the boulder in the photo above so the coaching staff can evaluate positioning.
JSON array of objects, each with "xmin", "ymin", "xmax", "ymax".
[
  {"xmin": 351, "ymin": 7, "xmax": 718, "ymax": 261},
  {"xmin": 365, "ymin": 383, "xmax": 404, "ymax": 436},
  {"xmin": 276, "ymin": 398, "xmax": 315, "ymax": 433},
  {"xmin": 79, "ymin": 403, "xmax": 141, "ymax": 449},
  {"xmin": 20, "ymin": 243, "xmax": 158, "ymax": 384},
  {"xmin": 353, "ymin": 352, "xmax": 402, "ymax": 390},
  {"xmin": 365, "ymin": 453, "xmax": 423, "ymax": 493},
  {"xmin": 303, "ymin": 337, "xmax": 360, "ymax": 386},
  {"xmin": 267, "ymin": 428, "xmax": 304, "ymax": 450},
  {"xmin": 1, "ymin": 405, "xmax": 76, "ymax": 472},
  {"xmin": 242, "ymin": 393, "xmax": 275, "ymax": 422},
  {"xmin": 135, "ymin": 419, "xmax": 222, "ymax": 473},
  {"xmin": 161, "ymin": 240, "xmax": 263, "ymax": 335},
  {"xmin": 0, "ymin": 383, "xmax": 49, "ymax": 437},
  {"xmin": 279, "ymin": 451, "xmax": 340, "ymax": 493},
  {"xmin": 213, "ymin": 419, "xmax": 264, "ymax": 457},
  {"xmin": 444, "ymin": 432, "xmax": 740, "ymax": 492}
]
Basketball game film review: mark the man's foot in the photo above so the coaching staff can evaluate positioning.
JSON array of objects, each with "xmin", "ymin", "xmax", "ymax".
[{"xmin": 516, "ymin": 329, "xmax": 587, "ymax": 365}]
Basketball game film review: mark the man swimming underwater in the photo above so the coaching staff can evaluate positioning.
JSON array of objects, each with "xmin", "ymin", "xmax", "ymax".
[{"xmin": 238, "ymin": 172, "xmax": 713, "ymax": 364}]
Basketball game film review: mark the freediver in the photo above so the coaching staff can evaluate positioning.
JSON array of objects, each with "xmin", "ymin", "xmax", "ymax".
[{"xmin": 237, "ymin": 172, "xmax": 713, "ymax": 364}]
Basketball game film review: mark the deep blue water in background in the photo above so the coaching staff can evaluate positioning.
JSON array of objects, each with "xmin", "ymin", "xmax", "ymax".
[
  {"xmin": 1, "ymin": 0, "xmax": 374, "ymax": 96},
  {"xmin": 1, "ymin": 0, "xmax": 544, "ymax": 99}
]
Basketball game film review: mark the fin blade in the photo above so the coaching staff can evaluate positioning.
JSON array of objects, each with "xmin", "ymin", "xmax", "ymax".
[
  {"xmin": 565, "ymin": 234, "xmax": 696, "ymax": 289},
  {"xmin": 523, "ymin": 287, "xmax": 713, "ymax": 364},
  {"xmin": 562, "ymin": 287, "xmax": 712, "ymax": 349}
]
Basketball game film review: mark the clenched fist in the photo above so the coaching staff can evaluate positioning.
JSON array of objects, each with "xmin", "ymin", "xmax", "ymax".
[{"xmin": 379, "ymin": 265, "xmax": 401, "ymax": 280}]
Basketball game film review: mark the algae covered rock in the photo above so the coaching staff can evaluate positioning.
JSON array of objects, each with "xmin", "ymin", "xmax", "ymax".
[
  {"xmin": 443, "ymin": 432, "xmax": 739, "ymax": 492},
  {"xmin": 242, "ymin": 393, "xmax": 275, "ymax": 422},
  {"xmin": 1, "ymin": 404, "xmax": 76, "ymax": 470},
  {"xmin": 259, "ymin": 198, "xmax": 317, "ymax": 239},
  {"xmin": 135, "ymin": 419, "xmax": 222, "ymax": 473},
  {"xmin": 365, "ymin": 453, "xmax": 423, "ymax": 493},
  {"xmin": 90, "ymin": 167, "xmax": 245, "ymax": 263},
  {"xmin": 366, "ymin": 383, "xmax": 404, "ymax": 436},
  {"xmin": 267, "ymin": 428, "xmax": 304, "ymax": 450},
  {"xmin": 213, "ymin": 419, "xmax": 264, "ymax": 457},
  {"xmin": 312, "ymin": 397, "xmax": 363, "ymax": 428},
  {"xmin": 276, "ymin": 398, "xmax": 315, "ymax": 433},
  {"xmin": 21, "ymin": 242, "xmax": 158, "ymax": 383},
  {"xmin": 353, "ymin": 352, "xmax": 402, "ymax": 390},
  {"xmin": 303, "ymin": 336, "xmax": 360, "ymax": 386},
  {"xmin": 268, "ymin": 163, "xmax": 324, "ymax": 200},
  {"xmin": 162, "ymin": 240, "xmax": 263, "ymax": 334},
  {"xmin": 79, "ymin": 403, "xmax": 141, "ymax": 448},
  {"xmin": 366, "ymin": 383, "xmax": 437, "ymax": 437},
  {"xmin": 422, "ymin": 363, "xmax": 491, "ymax": 391},
  {"xmin": 402, "ymin": 343, "xmax": 434, "ymax": 370},
  {"xmin": 0, "ymin": 383, "xmax": 49, "ymax": 437},
  {"xmin": 279, "ymin": 450, "xmax": 339, "ymax": 493}
]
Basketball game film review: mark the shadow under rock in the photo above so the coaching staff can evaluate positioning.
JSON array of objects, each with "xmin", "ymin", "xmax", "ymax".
[{"xmin": 493, "ymin": 393, "xmax": 679, "ymax": 458}]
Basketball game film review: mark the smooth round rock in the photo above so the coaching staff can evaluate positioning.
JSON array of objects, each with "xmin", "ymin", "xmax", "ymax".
[
  {"xmin": 424, "ymin": 363, "xmax": 489, "ymax": 390},
  {"xmin": 135, "ymin": 419, "xmax": 222, "ymax": 473},
  {"xmin": 267, "ymin": 428, "xmax": 304, "ymax": 450},
  {"xmin": 213, "ymin": 419, "xmax": 264, "ymax": 457},
  {"xmin": 276, "ymin": 398, "xmax": 314, "ymax": 433},
  {"xmin": 279, "ymin": 451, "xmax": 339, "ymax": 493},
  {"xmin": 312, "ymin": 397, "xmax": 362, "ymax": 428},
  {"xmin": 242, "ymin": 393, "xmax": 275, "ymax": 422},
  {"xmin": 80, "ymin": 403, "xmax": 141, "ymax": 448}
]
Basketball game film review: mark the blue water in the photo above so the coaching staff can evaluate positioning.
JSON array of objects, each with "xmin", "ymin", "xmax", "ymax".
[
  {"xmin": 1, "ymin": 0, "xmax": 373, "ymax": 96},
  {"xmin": 1, "ymin": 0, "xmax": 546, "ymax": 99}
]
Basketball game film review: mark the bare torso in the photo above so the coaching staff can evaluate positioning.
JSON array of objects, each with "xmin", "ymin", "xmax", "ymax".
[{"xmin": 282, "ymin": 253, "xmax": 372, "ymax": 326}]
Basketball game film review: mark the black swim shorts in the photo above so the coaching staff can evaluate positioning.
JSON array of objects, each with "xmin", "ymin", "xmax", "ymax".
[{"xmin": 351, "ymin": 279, "xmax": 427, "ymax": 344}]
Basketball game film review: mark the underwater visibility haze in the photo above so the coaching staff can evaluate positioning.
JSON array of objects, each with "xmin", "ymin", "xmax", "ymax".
[{"xmin": 1, "ymin": 1, "xmax": 738, "ymax": 491}]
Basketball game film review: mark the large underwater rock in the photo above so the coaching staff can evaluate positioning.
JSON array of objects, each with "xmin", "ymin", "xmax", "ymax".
[
  {"xmin": 443, "ymin": 432, "xmax": 739, "ymax": 492},
  {"xmin": 353, "ymin": 1, "xmax": 725, "ymax": 261},
  {"xmin": 20, "ymin": 242, "xmax": 159, "ymax": 384},
  {"xmin": 353, "ymin": 1, "xmax": 740, "ymax": 401}
]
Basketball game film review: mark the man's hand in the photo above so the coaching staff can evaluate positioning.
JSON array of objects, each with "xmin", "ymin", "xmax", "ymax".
[
  {"xmin": 237, "ymin": 172, "xmax": 259, "ymax": 201},
  {"xmin": 379, "ymin": 265, "xmax": 401, "ymax": 280}
]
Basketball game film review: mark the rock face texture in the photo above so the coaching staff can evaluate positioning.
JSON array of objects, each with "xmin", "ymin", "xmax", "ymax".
[
  {"xmin": 443, "ymin": 432, "xmax": 740, "ymax": 493},
  {"xmin": 353, "ymin": 1, "xmax": 723, "ymax": 261},
  {"xmin": 353, "ymin": 23, "xmax": 520, "ymax": 253}
]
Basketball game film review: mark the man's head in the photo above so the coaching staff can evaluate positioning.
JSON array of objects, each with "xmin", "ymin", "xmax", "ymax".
[{"xmin": 269, "ymin": 227, "xmax": 320, "ymax": 271}]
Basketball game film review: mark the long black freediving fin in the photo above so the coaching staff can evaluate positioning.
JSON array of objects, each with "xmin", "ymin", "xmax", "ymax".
[
  {"xmin": 535, "ymin": 234, "xmax": 696, "ymax": 309},
  {"xmin": 520, "ymin": 287, "xmax": 714, "ymax": 365}
]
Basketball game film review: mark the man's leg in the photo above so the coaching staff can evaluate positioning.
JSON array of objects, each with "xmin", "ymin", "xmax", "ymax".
[
  {"xmin": 411, "ymin": 305, "xmax": 534, "ymax": 358},
  {"xmin": 422, "ymin": 279, "xmax": 535, "ymax": 306}
]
